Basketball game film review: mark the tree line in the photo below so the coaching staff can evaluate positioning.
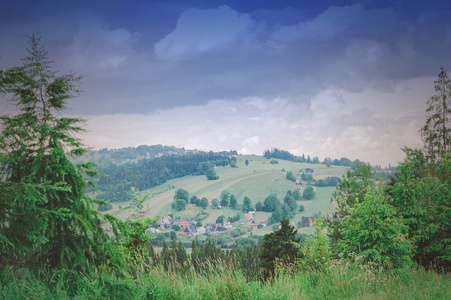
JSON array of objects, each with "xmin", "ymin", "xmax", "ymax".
[{"xmin": 95, "ymin": 152, "xmax": 232, "ymax": 202}]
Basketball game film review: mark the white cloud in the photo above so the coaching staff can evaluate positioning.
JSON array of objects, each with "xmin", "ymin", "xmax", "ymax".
[
  {"xmin": 154, "ymin": 5, "xmax": 254, "ymax": 60},
  {"xmin": 78, "ymin": 76, "xmax": 429, "ymax": 167},
  {"xmin": 272, "ymin": 4, "xmax": 399, "ymax": 42},
  {"xmin": 58, "ymin": 18, "xmax": 140, "ymax": 75}
]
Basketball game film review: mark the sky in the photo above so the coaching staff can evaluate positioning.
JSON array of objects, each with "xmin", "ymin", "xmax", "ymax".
[{"xmin": 1, "ymin": 0, "xmax": 451, "ymax": 167}]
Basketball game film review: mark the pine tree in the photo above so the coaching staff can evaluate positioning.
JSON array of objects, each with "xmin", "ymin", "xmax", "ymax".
[
  {"xmin": 259, "ymin": 216, "xmax": 300, "ymax": 279},
  {"xmin": 421, "ymin": 66, "xmax": 451, "ymax": 164},
  {"xmin": 0, "ymin": 34, "xmax": 121, "ymax": 272}
]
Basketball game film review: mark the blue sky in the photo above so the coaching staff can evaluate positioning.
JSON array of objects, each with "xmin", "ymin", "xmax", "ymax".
[{"xmin": 1, "ymin": 0, "xmax": 451, "ymax": 166}]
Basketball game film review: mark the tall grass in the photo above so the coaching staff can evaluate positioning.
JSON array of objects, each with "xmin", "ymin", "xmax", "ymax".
[{"xmin": 1, "ymin": 258, "xmax": 449, "ymax": 299}]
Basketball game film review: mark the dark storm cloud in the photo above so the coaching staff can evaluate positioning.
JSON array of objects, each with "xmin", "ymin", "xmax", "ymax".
[{"xmin": 1, "ymin": 0, "xmax": 451, "ymax": 165}]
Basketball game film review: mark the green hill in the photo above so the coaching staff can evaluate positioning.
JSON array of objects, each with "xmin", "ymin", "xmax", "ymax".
[{"xmin": 104, "ymin": 155, "xmax": 349, "ymax": 235}]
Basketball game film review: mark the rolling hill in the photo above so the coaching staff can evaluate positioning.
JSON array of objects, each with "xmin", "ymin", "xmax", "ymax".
[{"xmin": 100, "ymin": 154, "xmax": 350, "ymax": 235}]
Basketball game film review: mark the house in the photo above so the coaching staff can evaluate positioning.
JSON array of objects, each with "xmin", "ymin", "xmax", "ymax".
[
  {"xmin": 245, "ymin": 211, "xmax": 255, "ymax": 220},
  {"xmin": 180, "ymin": 219, "xmax": 191, "ymax": 230},
  {"xmin": 197, "ymin": 226, "xmax": 206, "ymax": 235},
  {"xmin": 250, "ymin": 221, "xmax": 259, "ymax": 230},
  {"xmin": 183, "ymin": 225, "xmax": 197, "ymax": 236},
  {"xmin": 259, "ymin": 221, "xmax": 267, "ymax": 227},
  {"xmin": 138, "ymin": 211, "xmax": 147, "ymax": 218}
]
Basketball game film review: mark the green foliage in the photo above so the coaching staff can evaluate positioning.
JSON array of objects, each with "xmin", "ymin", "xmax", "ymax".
[
  {"xmin": 284, "ymin": 194, "xmax": 298, "ymax": 211},
  {"xmin": 216, "ymin": 215, "xmax": 225, "ymax": 224},
  {"xmin": 303, "ymin": 186, "xmax": 316, "ymax": 200},
  {"xmin": 292, "ymin": 189, "xmax": 301, "ymax": 200},
  {"xmin": 420, "ymin": 66, "xmax": 451, "ymax": 162},
  {"xmin": 97, "ymin": 204, "xmax": 112, "ymax": 211},
  {"xmin": 255, "ymin": 201, "xmax": 263, "ymax": 211},
  {"xmin": 295, "ymin": 218, "xmax": 333, "ymax": 271},
  {"xmin": 206, "ymin": 168, "xmax": 218, "ymax": 180},
  {"xmin": 299, "ymin": 204, "xmax": 305, "ymax": 212},
  {"xmin": 286, "ymin": 171, "xmax": 296, "ymax": 182},
  {"xmin": 337, "ymin": 184, "xmax": 413, "ymax": 269},
  {"xmin": 0, "ymin": 34, "xmax": 124, "ymax": 272},
  {"xmin": 389, "ymin": 150, "xmax": 451, "ymax": 268},
  {"xmin": 262, "ymin": 194, "xmax": 281, "ymax": 212},
  {"xmin": 199, "ymin": 197, "xmax": 209, "ymax": 209},
  {"xmin": 242, "ymin": 196, "xmax": 252, "ymax": 213},
  {"xmin": 260, "ymin": 217, "xmax": 300, "ymax": 279},
  {"xmin": 333, "ymin": 162, "xmax": 375, "ymax": 215},
  {"xmin": 211, "ymin": 198, "xmax": 219, "ymax": 208},
  {"xmin": 220, "ymin": 190, "xmax": 230, "ymax": 206},
  {"xmin": 229, "ymin": 194, "xmax": 237, "ymax": 208},
  {"xmin": 245, "ymin": 159, "xmax": 249, "ymax": 166},
  {"xmin": 95, "ymin": 152, "xmax": 231, "ymax": 202},
  {"xmin": 172, "ymin": 199, "xmax": 187, "ymax": 211},
  {"xmin": 174, "ymin": 188, "xmax": 189, "ymax": 202}
]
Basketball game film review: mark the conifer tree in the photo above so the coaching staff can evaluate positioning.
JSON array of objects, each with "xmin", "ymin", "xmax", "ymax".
[
  {"xmin": 259, "ymin": 216, "xmax": 300, "ymax": 279},
  {"xmin": 421, "ymin": 66, "xmax": 451, "ymax": 163},
  {"xmin": 0, "ymin": 34, "xmax": 120, "ymax": 271}
]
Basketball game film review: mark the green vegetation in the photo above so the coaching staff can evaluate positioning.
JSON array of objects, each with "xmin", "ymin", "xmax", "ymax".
[{"xmin": 1, "ymin": 36, "xmax": 449, "ymax": 299}]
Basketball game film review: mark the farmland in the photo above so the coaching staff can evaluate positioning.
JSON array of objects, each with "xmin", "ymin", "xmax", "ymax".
[{"xmin": 103, "ymin": 154, "xmax": 349, "ymax": 235}]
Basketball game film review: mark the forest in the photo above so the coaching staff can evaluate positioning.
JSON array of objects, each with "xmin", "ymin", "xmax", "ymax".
[{"xmin": 0, "ymin": 35, "xmax": 450, "ymax": 299}]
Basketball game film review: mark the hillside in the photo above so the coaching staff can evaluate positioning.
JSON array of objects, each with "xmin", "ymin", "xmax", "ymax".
[{"xmin": 100, "ymin": 154, "xmax": 349, "ymax": 236}]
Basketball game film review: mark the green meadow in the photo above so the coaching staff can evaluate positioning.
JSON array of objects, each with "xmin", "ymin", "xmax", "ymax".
[{"xmin": 106, "ymin": 155, "xmax": 349, "ymax": 235}]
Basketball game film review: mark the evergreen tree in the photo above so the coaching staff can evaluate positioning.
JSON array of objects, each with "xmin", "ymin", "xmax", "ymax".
[
  {"xmin": 220, "ymin": 190, "xmax": 230, "ymax": 206},
  {"xmin": 421, "ymin": 66, "xmax": 451, "ymax": 164},
  {"xmin": 337, "ymin": 184, "xmax": 413, "ymax": 268},
  {"xmin": 260, "ymin": 217, "xmax": 300, "ymax": 279},
  {"xmin": 242, "ymin": 196, "xmax": 252, "ymax": 212},
  {"xmin": 229, "ymin": 194, "xmax": 237, "ymax": 208},
  {"xmin": 0, "ymin": 34, "xmax": 121, "ymax": 272}
]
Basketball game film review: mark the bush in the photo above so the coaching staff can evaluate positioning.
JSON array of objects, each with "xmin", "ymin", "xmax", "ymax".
[{"xmin": 303, "ymin": 186, "xmax": 315, "ymax": 200}]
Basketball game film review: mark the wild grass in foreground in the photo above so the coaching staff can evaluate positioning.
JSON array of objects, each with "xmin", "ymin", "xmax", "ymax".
[{"xmin": 1, "ymin": 258, "xmax": 449, "ymax": 300}]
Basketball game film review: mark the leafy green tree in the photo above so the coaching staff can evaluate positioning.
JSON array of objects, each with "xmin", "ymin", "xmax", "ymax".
[
  {"xmin": 262, "ymin": 194, "xmax": 281, "ymax": 212},
  {"xmin": 206, "ymin": 168, "xmax": 218, "ymax": 180},
  {"xmin": 281, "ymin": 203, "xmax": 293, "ymax": 218},
  {"xmin": 170, "ymin": 230, "xmax": 177, "ymax": 240},
  {"xmin": 260, "ymin": 217, "xmax": 300, "ymax": 279},
  {"xmin": 211, "ymin": 198, "xmax": 220, "ymax": 208},
  {"xmin": 245, "ymin": 159, "xmax": 249, "ymax": 166},
  {"xmin": 337, "ymin": 185, "xmax": 413, "ymax": 268},
  {"xmin": 216, "ymin": 215, "xmax": 225, "ymax": 224},
  {"xmin": 298, "ymin": 204, "xmax": 305, "ymax": 212},
  {"xmin": 333, "ymin": 163, "xmax": 374, "ymax": 215},
  {"xmin": 302, "ymin": 186, "xmax": 315, "ymax": 200},
  {"xmin": 284, "ymin": 194, "xmax": 297, "ymax": 211},
  {"xmin": 242, "ymin": 196, "xmax": 252, "ymax": 212},
  {"xmin": 190, "ymin": 195, "xmax": 198, "ymax": 204},
  {"xmin": 286, "ymin": 171, "xmax": 296, "ymax": 182},
  {"xmin": 220, "ymin": 190, "xmax": 230, "ymax": 207},
  {"xmin": 271, "ymin": 206, "xmax": 284, "ymax": 223},
  {"xmin": 199, "ymin": 197, "xmax": 209, "ymax": 209},
  {"xmin": 255, "ymin": 201, "xmax": 263, "ymax": 211},
  {"xmin": 172, "ymin": 199, "xmax": 187, "ymax": 211},
  {"xmin": 292, "ymin": 189, "xmax": 301, "ymax": 200},
  {"xmin": 229, "ymin": 194, "xmax": 237, "ymax": 208},
  {"xmin": 174, "ymin": 188, "xmax": 189, "ymax": 203}
]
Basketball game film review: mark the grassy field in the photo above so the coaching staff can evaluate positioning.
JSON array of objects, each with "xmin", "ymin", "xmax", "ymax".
[
  {"xmin": 106, "ymin": 155, "xmax": 349, "ymax": 234},
  {"xmin": 2, "ymin": 260, "xmax": 449, "ymax": 299}
]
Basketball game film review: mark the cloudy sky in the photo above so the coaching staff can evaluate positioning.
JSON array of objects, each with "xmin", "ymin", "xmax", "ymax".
[{"xmin": 1, "ymin": 0, "xmax": 451, "ymax": 167}]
